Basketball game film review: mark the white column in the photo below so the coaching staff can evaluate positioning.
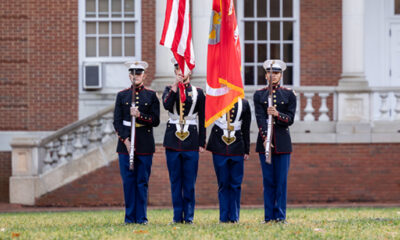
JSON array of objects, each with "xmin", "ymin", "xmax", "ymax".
[
  {"xmin": 154, "ymin": 0, "xmax": 211, "ymax": 91},
  {"xmin": 339, "ymin": 0, "xmax": 368, "ymax": 87},
  {"xmin": 155, "ymin": 0, "xmax": 173, "ymax": 79},
  {"xmin": 191, "ymin": 0, "xmax": 212, "ymax": 78},
  {"xmin": 337, "ymin": 0, "xmax": 371, "ymax": 123}
]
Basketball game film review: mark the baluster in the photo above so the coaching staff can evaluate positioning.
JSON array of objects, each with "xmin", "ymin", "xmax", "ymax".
[
  {"xmin": 73, "ymin": 128, "xmax": 84, "ymax": 158},
  {"xmin": 379, "ymin": 92, "xmax": 390, "ymax": 120},
  {"xmin": 81, "ymin": 126, "xmax": 90, "ymax": 150},
  {"xmin": 88, "ymin": 120, "xmax": 101, "ymax": 149},
  {"xmin": 96, "ymin": 118, "xmax": 103, "ymax": 143},
  {"xmin": 102, "ymin": 113, "xmax": 114, "ymax": 143},
  {"xmin": 58, "ymin": 135, "xmax": 68, "ymax": 164},
  {"xmin": 318, "ymin": 93, "xmax": 330, "ymax": 121},
  {"xmin": 294, "ymin": 93, "xmax": 300, "ymax": 121},
  {"xmin": 394, "ymin": 93, "xmax": 400, "ymax": 121},
  {"xmin": 303, "ymin": 92, "xmax": 315, "ymax": 121},
  {"xmin": 43, "ymin": 142, "xmax": 54, "ymax": 173},
  {"xmin": 66, "ymin": 133, "xmax": 74, "ymax": 161},
  {"xmin": 52, "ymin": 140, "xmax": 60, "ymax": 165}
]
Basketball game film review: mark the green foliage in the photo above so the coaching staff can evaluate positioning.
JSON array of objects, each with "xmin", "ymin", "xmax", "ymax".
[{"xmin": 0, "ymin": 208, "xmax": 399, "ymax": 239}]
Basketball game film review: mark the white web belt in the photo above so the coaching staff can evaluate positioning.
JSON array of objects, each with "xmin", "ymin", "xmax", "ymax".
[
  {"xmin": 214, "ymin": 98, "xmax": 243, "ymax": 137},
  {"xmin": 168, "ymin": 85, "xmax": 198, "ymax": 133},
  {"xmin": 123, "ymin": 120, "xmax": 131, "ymax": 126}
]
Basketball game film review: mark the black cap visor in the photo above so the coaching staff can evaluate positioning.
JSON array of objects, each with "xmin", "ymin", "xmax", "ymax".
[
  {"xmin": 266, "ymin": 67, "xmax": 282, "ymax": 73},
  {"xmin": 129, "ymin": 69, "xmax": 144, "ymax": 75}
]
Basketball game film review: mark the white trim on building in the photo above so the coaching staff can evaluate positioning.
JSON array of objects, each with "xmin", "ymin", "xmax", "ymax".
[
  {"xmin": 78, "ymin": 0, "xmax": 142, "ymax": 118},
  {"xmin": 237, "ymin": 0, "xmax": 300, "ymax": 86}
]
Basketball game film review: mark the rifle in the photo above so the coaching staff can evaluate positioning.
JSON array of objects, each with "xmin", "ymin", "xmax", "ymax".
[
  {"xmin": 129, "ymin": 70, "xmax": 137, "ymax": 171},
  {"xmin": 265, "ymin": 61, "xmax": 274, "ymax": 164}
]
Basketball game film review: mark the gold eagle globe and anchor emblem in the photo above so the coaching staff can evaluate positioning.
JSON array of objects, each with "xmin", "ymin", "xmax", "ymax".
[
  {"xmin": 175, "ymin": 119, "xmax": 190, "ymax": 141},
  {"xmin": 175, "ymin": 131, "xmax": 190, "ymax": 141},
  {"xmin": 222, "ymin": 135, "xmax": 236, "ymax": 145},
  {"xmin": 221, "ymin": 125, "xmax": 236, "ymax": 145}
]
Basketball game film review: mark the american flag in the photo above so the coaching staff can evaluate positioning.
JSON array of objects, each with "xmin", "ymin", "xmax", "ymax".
[{"xmin": 160, "ymin": 0, "xmax": 195, "ymax": 74}]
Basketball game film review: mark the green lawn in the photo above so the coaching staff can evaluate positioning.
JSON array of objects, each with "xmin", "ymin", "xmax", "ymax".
[{"xmin": 0, "ymin": 208, "xmax": 399, "ymax": 239}]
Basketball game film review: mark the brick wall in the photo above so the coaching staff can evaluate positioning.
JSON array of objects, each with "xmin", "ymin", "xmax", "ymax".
[
  {"xmin": 142, "ymin": 0, "xmax": 156, "ymax": 87},
  {"xmin": 0, "ymin": 0, "xmax": 29, "ymax": 130},
  {"xmin": 0, "ymin": 152, "xmax": 11, "ymax": 202},
  {"xmin": 36, "ymin": 160, "xmax": 124, "ymax": 207},
  {"xmin": 35, "ymin": 143, "xmax": 400, "ymax": 207},
  {"xmin": 0, "ymin": 0, "xmax": 78, "ymax": 131},
  {"xmin": 290, "ymin": 144, "xmax": 400, "ymax": 203},
  {"xmin": 300, "ymin": 0, "xmax": 342, "ymax": 86}
]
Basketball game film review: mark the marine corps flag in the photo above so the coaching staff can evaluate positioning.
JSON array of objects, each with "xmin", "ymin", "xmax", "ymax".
[
  {"xmin": 205, "ymin": 0, "xmax": 244, "ymax": 127},
  {"xmin": 160, "ymin": 0, "xmax": 195, "ymax": 74}
]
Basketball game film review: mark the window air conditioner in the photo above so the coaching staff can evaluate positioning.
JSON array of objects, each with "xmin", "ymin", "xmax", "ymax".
[{"xmin": 83, "ymin": 62, "xmax": 102, "ymax": 90}]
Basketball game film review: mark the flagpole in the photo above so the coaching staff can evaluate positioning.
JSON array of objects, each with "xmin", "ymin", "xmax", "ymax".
[
  {"xmin": 226, "ymin": 112, "xmax": 231, "ymax": 138},
  {"xmin": 179, "ymin": 87, "xmax": 185, "ymax": 133}
]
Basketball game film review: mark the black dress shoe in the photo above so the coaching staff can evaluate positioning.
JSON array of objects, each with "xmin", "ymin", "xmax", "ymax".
[
  {"xmin": 137, "ymin": 221, "xmax": 148, "ymax": 225},
  {"xmin": 184, "ymin": 220, "xmax": 194, "ymax": 224}
]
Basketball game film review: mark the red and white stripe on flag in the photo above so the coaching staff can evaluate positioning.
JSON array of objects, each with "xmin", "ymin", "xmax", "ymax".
[{"xmin": 160, "ymin": 0, "xmax": 195, "ymax": 74}]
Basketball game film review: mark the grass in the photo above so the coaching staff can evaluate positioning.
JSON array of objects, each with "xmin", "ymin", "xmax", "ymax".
[{"xmin": 0, "ymin": 208, "xmax": 399, "ymax": 239}]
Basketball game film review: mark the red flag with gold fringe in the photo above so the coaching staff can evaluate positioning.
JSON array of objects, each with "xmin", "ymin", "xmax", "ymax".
[{"xmin": 205, "ymin": 0, "xmax": 244, "ymax": 127}]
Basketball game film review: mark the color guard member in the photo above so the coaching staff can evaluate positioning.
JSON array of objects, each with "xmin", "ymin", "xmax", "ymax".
[
  {"xmin": 113, "ymin": 61, "xmax": 160, "ymax": 224},
  {"xmin": 206, "ymin": 98, "xmax": 251, "ymax": 223},
  {"xmin": 162, "ymin": 59, "xmax": 206, "ymax": 224},
  {"xmin": 253, "ymin": 59, "xmax": 296, "ymax": 223}
]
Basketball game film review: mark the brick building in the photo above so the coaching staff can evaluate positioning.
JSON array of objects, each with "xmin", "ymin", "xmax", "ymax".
[{"xmin": 1, "ymin": 0, "xmax": 400, "ymax": 206}]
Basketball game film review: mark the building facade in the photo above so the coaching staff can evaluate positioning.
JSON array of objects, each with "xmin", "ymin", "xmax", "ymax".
[{"xmin": 1, "ymin": 0, "xmax": 400, "ymax": 205}]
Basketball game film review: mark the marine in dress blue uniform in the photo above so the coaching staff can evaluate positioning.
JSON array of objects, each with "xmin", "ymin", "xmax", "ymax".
[
  {"xmin": 162, "ymin": 60, "xmax": 206, "ymax": 224},
  {"xmin": 253, "ymin": 59, "xmax": 296, "ymax": 223},
  {"xmin": 206, "ymin": 98, "xmax": 251, "ymax": 223},
  {"xmin": 113, "ymin": 61, "xmax": 160, "ymax": 224}
]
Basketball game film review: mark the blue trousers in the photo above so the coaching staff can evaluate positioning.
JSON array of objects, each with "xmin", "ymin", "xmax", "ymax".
[
  {"xmin": 166, "ymin": 149, "xmax": 199, "ymax": 222},
  {"xmin": 118, "ymin": 154, "xmax": 152, "ymax": 224},
  {"xmin": 259, "ymin": 153, "xmax": 290, "ymax": 221},
  {"xmin": 212, "ymin": 154, "xmax": 244, "ymax": 222}
]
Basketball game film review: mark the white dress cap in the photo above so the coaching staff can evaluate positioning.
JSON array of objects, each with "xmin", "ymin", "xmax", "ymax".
[
  {"xmin": 124, "ymin": 60, "xmax": 149, "ymax": 70},
  {"xmin": 263, "ymin": 59, "xmax": 287, "ymax": 72}
]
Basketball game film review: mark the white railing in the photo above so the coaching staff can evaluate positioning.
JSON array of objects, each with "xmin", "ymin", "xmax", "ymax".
[
  {"xmin": 244, "ymin": 86, "xmax": 339, "ymax": 123},
  {"xmin": 292, "ymin": 86, "xmax": 338, "ymax": 122},
  {"xmin": 370, "ymin": 87, "xmax": 400, "ymax": 121},
  {"xmin": 10, "ymin": 104, "xmax": 117, "ymax": 205},
  {"xmin": 288, "ymin": 86, "xmax": 400, "ymax": 123},
  {"xmin": 35, "ymin": 105, "xmax": 114, "ymax": 174}
]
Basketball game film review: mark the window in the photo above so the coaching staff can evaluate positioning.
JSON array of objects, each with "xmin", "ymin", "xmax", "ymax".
[
  {"xmin": 396, "ymin": 0, "xmax": 400, "ymax": 14},
  {"xmin": 83, "ymin": 0, "xmax": 140, "ymax": 59},
  {"xmin": 239, "ymin": 0, "xmax": 298, "ymax": 86}
]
